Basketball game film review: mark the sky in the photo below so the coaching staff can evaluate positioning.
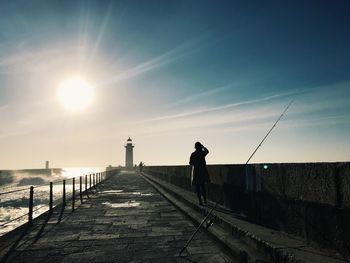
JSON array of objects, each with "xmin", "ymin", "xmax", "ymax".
[{"xmin": 0, "ymin": 0, "xmax": 349, "ymax": 169}]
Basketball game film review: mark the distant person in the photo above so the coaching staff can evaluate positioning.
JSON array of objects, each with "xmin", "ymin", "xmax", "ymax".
[
  {"xmin": 189, "ymin": 142, "xmax": 210, "ymax": 205},
  {"xmin": 139, "ymin": 162, "xmax": 143, "ymax": 172}
]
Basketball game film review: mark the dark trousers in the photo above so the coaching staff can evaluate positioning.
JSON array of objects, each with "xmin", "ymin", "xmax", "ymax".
[{"xmin": 196, "ymin": 183, "xmax": 207, "ymax": 204}]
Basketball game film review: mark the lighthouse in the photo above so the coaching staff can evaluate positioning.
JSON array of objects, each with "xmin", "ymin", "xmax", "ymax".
[{"xmin": 125, "ymin": 137, "xmax": 134, "ymax": 169}]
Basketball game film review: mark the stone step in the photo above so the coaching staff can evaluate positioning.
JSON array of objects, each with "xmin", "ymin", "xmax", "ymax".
[{"xmin": 141, "ymin": 172, "xmax": 347, "ymax": 263}]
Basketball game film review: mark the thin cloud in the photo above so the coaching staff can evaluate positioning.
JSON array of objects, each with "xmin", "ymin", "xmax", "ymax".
[
  {"xmin": 130, "ymin": 106, "xmax": 283, "ymax": 138},
  {"xmin": 0, "ymin": 48, "xmax": 67, "ymax": 67},
  {"xmin": 280, "ymin": 113, "xmax": 350, "ymax": 129},
  {"xmin": 96, "ymin": 34, "xmax": 211, "ymax": 87},
  {"xmin": 0, "ymin": 104, "xmax": 9, "ymax": 112},
  {"xmin": 142, "ymin": 90, "xmax": 298, "ymax": 123},
  {"xmin": 168, "ymin": 83, "xmax": 235, "ymax": 108},
  {"xmin": 0, "ymin": 130, "xmax": 32, "ymax": 139},
  {"xmin": 0, "ymin": 47, "xmax": 75, "ymax": 75}
]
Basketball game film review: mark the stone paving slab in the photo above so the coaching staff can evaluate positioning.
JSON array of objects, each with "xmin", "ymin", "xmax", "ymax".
[{"xmin": 0, "ymin": 171, "xmax": 237, "ymax": 263}]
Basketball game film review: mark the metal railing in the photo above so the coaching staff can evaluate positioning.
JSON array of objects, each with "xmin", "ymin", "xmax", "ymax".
[{"xmin": 0, "ymin": 171, "xmax": 107, "ymax": 233}]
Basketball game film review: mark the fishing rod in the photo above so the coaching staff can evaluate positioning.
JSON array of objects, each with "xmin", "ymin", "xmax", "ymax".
[
  {"xmin": 245, "ymin": 100, "xmax": 293, "ymax": 165},
  {"xmin": 178, "ymin": 202, "xmax": 218, "ymax": 256},
  {"xmin": 179, "ymin": 100, "xmax": 294, "ymax": 256}
]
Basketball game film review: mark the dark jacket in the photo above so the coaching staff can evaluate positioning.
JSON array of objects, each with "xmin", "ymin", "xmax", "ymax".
[{"xmin": 189, "ymin": 147, "xmax": 210, "ymax": 185}]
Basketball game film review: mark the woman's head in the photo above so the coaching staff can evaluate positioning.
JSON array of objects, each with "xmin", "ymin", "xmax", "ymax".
[{"xmin": 195, "ymin": 142, "xmax": 202, "ymax": 150}]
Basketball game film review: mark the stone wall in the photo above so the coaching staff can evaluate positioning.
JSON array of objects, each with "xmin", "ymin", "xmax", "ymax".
[{"xmin": 143, "ymin": 162, "xmax": 350, "ymax": 255}]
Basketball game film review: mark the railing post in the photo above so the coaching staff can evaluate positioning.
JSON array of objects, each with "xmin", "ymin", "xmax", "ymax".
[
  {"xmin": 85, "ymin": 175, "xmax": 87, "ymax": 192},
  {"xmin": 49, "ymin": 182, "xmax": 53, "ymax": 213},
  {"xmin": 93, "ymin": 173, "xmax": 96, "ymax": 186},
  {"xmin": 63, "ymin": 180, "xmax": 66, "ymax": 207},
  {"xmin": 89, "ymin": 174, "xmax": 92, "ymax": 189},
  {"xmin": 80, "ymin": 176, "xmax": 83, "ymax": 203},
  {"xmin": 28, "ymin": 186, "xmax": 34, "ymax": 225},
  {"xmin": 72, "ymin": 178, "xmax": 75, "ymax": 211}
]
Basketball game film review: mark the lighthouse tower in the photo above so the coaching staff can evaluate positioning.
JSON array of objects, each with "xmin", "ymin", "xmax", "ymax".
[{"xmin": 125, "ymin": 137, "xmax": 134, "ymax": 169}]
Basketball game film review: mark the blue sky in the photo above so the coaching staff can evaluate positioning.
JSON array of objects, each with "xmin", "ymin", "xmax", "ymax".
[{"xmin": 0, "ymin": 0, "xmax": 349, "ymax": 168}]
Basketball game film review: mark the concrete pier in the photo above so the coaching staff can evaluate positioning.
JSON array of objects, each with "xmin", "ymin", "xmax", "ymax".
[
  {"xmin": 0, "ymin": 171, "xmax": 236, "ymax": 263},
  {"xmin": 1, "ymin": 166, "xmax": 348, "ymax": 263}
]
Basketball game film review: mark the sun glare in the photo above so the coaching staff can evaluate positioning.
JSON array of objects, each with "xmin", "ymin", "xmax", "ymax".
[{"xmin": 57, "ymin": 77, "xmax": 94, "ymax": 112}]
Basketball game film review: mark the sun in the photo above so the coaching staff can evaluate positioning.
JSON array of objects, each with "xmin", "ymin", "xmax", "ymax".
[{"xmin": 57, "ymin": 76, "xmax": 94, "ymax": 112}]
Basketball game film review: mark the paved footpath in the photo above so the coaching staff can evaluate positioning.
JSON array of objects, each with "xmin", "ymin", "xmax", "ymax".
[{"xmin": 3, "ymin": 171, "xmax": 237, "ymax": 263}]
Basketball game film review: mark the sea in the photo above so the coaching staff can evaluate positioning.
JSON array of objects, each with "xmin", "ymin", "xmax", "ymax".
[{"xmin": 0, "ymin": 167, "xmax": 104, "ymax": 236}]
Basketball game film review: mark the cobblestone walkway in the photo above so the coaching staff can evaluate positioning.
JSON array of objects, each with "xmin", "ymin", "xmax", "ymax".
[{"xmin": 4, "ymin": 171, "xmax": 236, "ymax": 263}]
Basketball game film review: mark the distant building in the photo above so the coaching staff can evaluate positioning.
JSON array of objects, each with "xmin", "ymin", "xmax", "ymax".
[
  {"xmin": 125, "ymin": 137, "xmax": 134, "ymax": 169},
  {"xmin": 45, "ymin": 161, "xmax": 49, "ymax": 169}
]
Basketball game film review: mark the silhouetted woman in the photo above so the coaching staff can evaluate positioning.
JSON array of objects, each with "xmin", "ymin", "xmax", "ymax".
[{"xmin": 189, "ymin": 142, "xmax": 210, "ymax": 205}]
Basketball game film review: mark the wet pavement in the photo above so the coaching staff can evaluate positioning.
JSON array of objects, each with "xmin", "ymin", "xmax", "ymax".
[{"xmin": 1, "ymin": 171, "xmax": 237, "ymax": 263}]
